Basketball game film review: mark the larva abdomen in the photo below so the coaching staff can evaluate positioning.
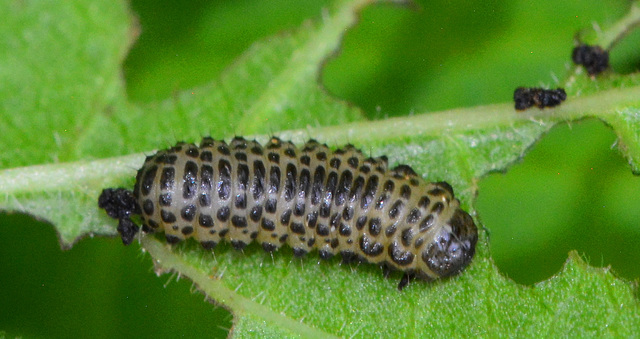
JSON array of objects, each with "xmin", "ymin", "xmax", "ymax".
[{"xmin": 103, "ymin": 137, "xmax": 477, "ymax": 282}]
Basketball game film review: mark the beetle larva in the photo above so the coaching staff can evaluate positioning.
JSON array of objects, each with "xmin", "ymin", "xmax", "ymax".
[{"xmin": 99, "ymin": 137, "xmax": 477, "ymax": 288}]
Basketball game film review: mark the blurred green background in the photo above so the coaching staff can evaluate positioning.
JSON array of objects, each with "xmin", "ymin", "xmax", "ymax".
[{"xmin": 1, "ymin": 0, "xmax": 639, "ymax": 337}]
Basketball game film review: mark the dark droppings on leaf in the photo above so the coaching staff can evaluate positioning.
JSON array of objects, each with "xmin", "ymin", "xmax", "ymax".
[
  {"xmin": 513, "ymin": 87, "xmax": 567, "ymax": 111},
  {"xmin": 572, "ymin": 44, "xmax": 609, "ymax": 76}
]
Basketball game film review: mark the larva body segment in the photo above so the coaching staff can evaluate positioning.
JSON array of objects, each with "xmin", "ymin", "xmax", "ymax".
[{"xmin": 107, "ymin": 137, "xmax": 477, "ymax": 282}]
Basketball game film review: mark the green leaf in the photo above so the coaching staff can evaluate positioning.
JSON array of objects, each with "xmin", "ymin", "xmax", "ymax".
[{"xmin": 1, "ymin": 0, "xmax": 639, "ymax": 337}]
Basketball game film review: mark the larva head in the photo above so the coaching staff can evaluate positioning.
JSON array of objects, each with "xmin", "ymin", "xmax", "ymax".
[{"xmin": 422, "ymin": 208, "xmax": 477, "ymax": 278}]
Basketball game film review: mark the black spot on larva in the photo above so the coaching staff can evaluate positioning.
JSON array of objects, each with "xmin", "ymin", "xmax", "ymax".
[
  {"xmin": 392, "ymin": 165, "xmax": 417, "ymax": 178},
  {"xmin": 368, "ymin": 218, "xmax": 382, "ymax": 236},
  {"xmin": 307, "ymin": 211, "xmax": 318, "ymax": 228},
  {"xmin": 419, "ymin": 215, "xmax": 434, "ymax": 232},
  {"xmin": 359, "ymin": 235, "xmax": 383, "ymax": 257},
  {"xmin": 361, "ymin": 175, "xmax": 379, "ymax": 209},
  {"xmin": 262, "ymin": 242, "xmax": 277, "ymax": 252},
  {"xmin": 383, "ymin": 180, "xmax": 394, "ymax": 193},
  {"xmin": 375, "ymin": 194, "xmax": 389, "ymax": 210},
  {"xmin": 250, "ymin": 145, "xmax": 263, "ymax": 155},
  {"xmin": 311, "ymin": 166, "xmax": 326, "ymax": 205},
  {"xmin": 300, "ymin": 155, "xmax": 310, "ymax": 166},
  {"xmin": 316, "ymin": 223, "xmax": 330, "ymax": 236},
  {"xmin": 406, "ymin": 208, "xmax": 421, "ymax": 224},
  {"xmin": 144, "ymin": 219, "xmax": 158, "ymax": 230},
  {"xmin": 400, "ymin": 185, "xmax": 411, "ymax": 200},
  {"xmin": 280, "ymin": 209, "xmax": 292, "ymax": 225},
  {"xmin": 435, "ymin": 181, "xmax": 454, "ymax": 196},
  {"xmin": 325, "ymin": 171, "xmax": 338, "ymax": 202},
  {"xmin": 401, "ymin": 228, "xmax": 414, "ymax": 247},
  {"xmin": 261, "ymin": 218, "xmax": 275, "ymax": 231},
  {"xmin": 181, "ymin": 204, "xmax": 196, "ymax": 221},
  {"xmin": 355, "ymin": 216, "xmax": 367, "ymax": 230},
  {"xmin": 238, "ymin": 164, "xmax": 249, "ymax": 191},
  {"xmin": 217, "ymin": 145, "xmax": 231, "ymax": 155},
  {"xmin": 141, "ymin": 165, "xmax": 158, "ymax": 196},
  {"xmin": 290, "ymin": 222, "xmax": 305, "ymax": 235},
  {"xmin": 235, "ymin": 193, "xmax": 246, "ymax": 209},
  {"xmin": 232, "ymin": 216, "xmax": 247, "ymax": 228},
  {"xmin": 186, "ymin": 147, "xmax": 199, "ymax": 158},
  {"xmin": 330, "ymin": 213, "xmax": 341, "ymax": 228},
  {"xmin": 340, "ymin": 250, "xmax": 358, "ymax": 263},
  {"xmin": 335, "ymin": 170, "xmax": 353, "ymax": 206},
  {"xmin": 431, "ymin": 202, "xmax": 444, "ymax": 215},
  {"xmin": 231, "ymin": 240, "xmax": 247, "ymax": 251},
  {"xmin": 388, "ymin": 242, "xmax": 414, "ymax": 266},
  {"xmin": 319, "ymin": 249, "xmax": 333, "ymax": 260},
  {"xmin": 269, "ymin": 166, "xmax": 281, "ymax": 194},
  {"xmin": 217, "ymin": 206, "xmax": 230, "ymax": 222},
  {"xmin": 102, "ymin": 137, "xmax": 478, "ymax": 286},
  {"xmin": 183, "ymin": 161, "xmax": 198, "ymax": 199},
  {"xmin": 161, "ymin": 210, "xmax": 176, "ymax": 223},
  {"xmin": 253, "ymin": 160, "xmax": 266, "ymax": 200},
  {"xmin": 293, "ymin": 247, "xmax": 307, "ymax": 257},
  {"xmin": 201, "ymin": 165, "xmax": 213, "ymax": 191},
  {"xmin": 342, "ymin": 206, "xmax": 354, "ymax": 221},
  {"xmin": 200, "ymin": 151, "xmax": 212, "ymax": 162},
  {"xmin": 250, "ymin": 205, "xmax": 263, "ymax": 222},
  {"xmin": 201, "ymin": 241, "xmax": 217, "ymax": 250},
  {"xmin": 199, "ymin": 193, "xmax": 210, "ymax": 207},
  {"xmin": 389, "ymin": 200, "xmax": 404, "ymax": 219},
  {"xmin": 418, "ymin": 196, "xmax": 430, "ymax": 208},
  {"xmin": 358, "ymin": 165, "xmax": 371, "ymax": 174},
  {"xmin": 347, "ymin": 156, "xmax": 359, "ymax": 169},
  {"xmin": 298, "ymin": 169, "xmax": 311, "ymax": 198},
  {"xmin": 200, "ymin": 137, "xmax": 214, "ymax": 147},
  {"xmin": 330, "ymin": 157, "xmax": 341, "ymax": 169},
  {"xmin": 330, "ymin": 238, "xmax": 339, "ymax": 249},
  {"xmin": 284, "ymin": 163, "xmax": 297, "ymax": 202},
  {"xmin": 199, "ymin": 214, "xmax": 214, "ymax": 228},
  {"xmin": 142, "ymin": 199, "xmax": 154, "ymax": 215},
  {"xmin": 160, "ymin": 167, "xmax": 174, "ymax": 191},
  {"xmin": 218, "ymin": 159, "xmax": 231, "ymax": 200},
  {"xmin": 265, "ymin": 198, "xmax": 277, "ymax": 213},
  {"xmin": 319, "ymin": 202, "xmax": 331, "ymax": 218},
  {"xmin": 428, "ymin": 188, "xmax": 445, "ymax": 197},
  {"xmin": 385, "ymin": 224, "xmax": 397, "ymax": 237},
  {"xmin": 268, "ymin": 152, "xmax": 280, "ymax": 163},
  {"xmin": 339, "ymin": 223, "xmax": 352, "ymax": 236},
  {"xmin": 165, "ymin": 234, "xmax": 180, "ymax": 244},
  {"xmin": 350, "ymin": 176, "xmax": 365, "ymax": 203},
  {"xmin": 154, "ymin": 154, "xmax": 177, "ymax": 164}
]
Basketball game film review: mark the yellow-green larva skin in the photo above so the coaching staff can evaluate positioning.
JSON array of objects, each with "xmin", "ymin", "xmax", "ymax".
[{"xmin": 133, "ymin": 137, "xmax": 477, "ymax": 280}]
